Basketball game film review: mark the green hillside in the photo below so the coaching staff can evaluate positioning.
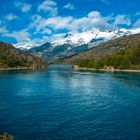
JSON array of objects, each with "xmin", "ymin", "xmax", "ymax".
[
  {"xmin": 0, "ymin": 42, "xmax": 47, "ymax": 69},
  {"xmin": 75, "ymin": 44, "xmax": 140, "ymax": 70}
]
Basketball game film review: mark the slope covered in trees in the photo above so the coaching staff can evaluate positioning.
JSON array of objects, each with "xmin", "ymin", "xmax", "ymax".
[
  {"xmin": 0, "ymin": 42, "xmax": 47, "ymax": 69},
  {"xmin": 75, "ymin": 44, "xmax": 140, "ymax": 69}
]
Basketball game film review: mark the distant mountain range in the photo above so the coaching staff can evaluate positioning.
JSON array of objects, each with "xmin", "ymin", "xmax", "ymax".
[
  {"xmin": 0, "ymin": 42, "xmax": 47, "ymax": 69},
  {"xmin": 13, "ymin": 28, "xmax": 140, "ymax": 62},
  {"xmin": 1, "ymin": 28, "xmax": 139, "ymax": 70}
]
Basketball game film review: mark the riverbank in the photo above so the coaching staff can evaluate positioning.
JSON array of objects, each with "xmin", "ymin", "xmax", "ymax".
[
  {"xmin": 0, "ymin": 67, "xmax": 36, "ymax": 71},
  {"xmin": 73, "ymin": 65, "xmax": 140, "ymax": 73}
]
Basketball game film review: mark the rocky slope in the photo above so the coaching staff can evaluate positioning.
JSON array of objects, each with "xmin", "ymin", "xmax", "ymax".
[{"xmin": 0, "ymin": 42, "xmax": 47, "ymax": 69}]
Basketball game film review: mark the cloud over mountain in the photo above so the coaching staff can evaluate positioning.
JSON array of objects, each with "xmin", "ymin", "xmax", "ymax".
[{"xmin": 0, "ymin": 0, "xmax": 139, "ymax": 45}]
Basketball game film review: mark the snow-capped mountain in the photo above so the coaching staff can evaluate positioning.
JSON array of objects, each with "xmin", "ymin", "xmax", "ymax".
[
  {"xmin": 14, "ymin": 28, "xmax": 140, "ymax": 61},
  {"xmin": 14, "ymin": 40, "xmax": 40, "ymax": 50},
  {"xmin": 15, "ymin": 28, "xmax": 139, "ymax": 50}
]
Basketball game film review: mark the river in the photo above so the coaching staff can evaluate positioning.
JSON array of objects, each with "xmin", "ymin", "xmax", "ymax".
[{"xmin": 0, "ymin": 65, "xmax": 140, "ymax": 140}]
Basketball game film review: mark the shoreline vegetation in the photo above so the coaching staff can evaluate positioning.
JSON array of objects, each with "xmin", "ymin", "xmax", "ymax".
[
  {"xmin": 71, "ymin": 43, "xmax": 140, "ymax": 73},
  {"xmin": 73, "ymin": 65, "xmax": 140, "ymax": 73},
  {"xmin": 0, "ymin": 133, "xmax": 14, "ymax": 140},
  {"xmin": 0, "ymin": 67, "xmax": 38, "ymax": 71}
]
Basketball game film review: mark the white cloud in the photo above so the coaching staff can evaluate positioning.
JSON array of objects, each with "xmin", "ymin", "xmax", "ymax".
[
  {"xmin": 135, "ymin": 12, "xmax": 140, "ymax": 16},
  {"xmin": 25, "ymin": 11, "xmax": 133, "ymax": 45},
  {"xmin": 21, "ymin": 4, "xmax": 31, "ymax": 13},
  {"xmin": 37, "ymin": 0, "xmax": 58, "ymax": 16},
  {"xmin": 133, "ymin": 19, "xmax": 140, "ymax": 28},
  {"xmin": 5, "ymin": 13, "xmax": 18, "ymax": 21},
  {"xmin": 0, "ymin": 26, "xmax": 8, "ymax": 34},
  {"xmin": 88, "ymin": 11, "xmax": 101, "ymax": 18},
  {"xmin": 69, "ymin": 12, "xmax": 114, "ymax": 31},
  {"xmin": 1, "ymin": 4, "xmax": 134, "ymax": 46},
  {"xmin": 29, "ymin": 15, "xmax": 73, "ymax": 33},
  {"xmin": 0, "ymin": 20, "xmax": 8, "ymax": 35},
  {"xmin": 29, "ymin": 11, "xmax": 116, "ymax": 34},
  {"xmin": 114, "ymin": 15, "xmax": 131, "ymax": 26},
  {"xmin": 29, "ymin": 15, "xmax": 49, "ymax": 32},
  {"xmin": 41, "ymin": 28, "xmax": 52, "ymax": 34},
  {"xmin": 45, "ymin": 16, "xmax": 73, "ymax": 30},
  {"xmin": 63, "ymin": 3, "xmax": 75, "ymax": 10},
  {"xmin": 14, "ymin": 1, "xmax": 31, "ymax": 13},
  {"xmin": 4, "ymin": 29, "xmax": 30, "ymax": 42}
]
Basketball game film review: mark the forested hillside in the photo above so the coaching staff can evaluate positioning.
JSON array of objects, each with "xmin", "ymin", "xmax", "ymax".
[{"xmin": 0, "ymin": 42, "xmax": 47, "ymax": 69}]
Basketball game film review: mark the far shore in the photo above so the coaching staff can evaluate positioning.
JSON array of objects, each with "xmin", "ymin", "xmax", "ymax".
[
  {"xmin": 0, "ymin": 67, "xmax": 35, "ymax": 71},
  {"xmin": 73, "ymin": 65, "xmax": 140, "ymax": 73}
]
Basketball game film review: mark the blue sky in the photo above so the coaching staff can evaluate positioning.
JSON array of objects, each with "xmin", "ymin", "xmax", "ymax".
[{"xmin": 0, "ymin": 0, "xmax": 140, "ymax": 44}]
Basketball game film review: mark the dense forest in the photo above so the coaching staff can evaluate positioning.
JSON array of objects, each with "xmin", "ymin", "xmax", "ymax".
[{"xmin": 0, "ymin": 42, "xmax": 47, "ymax": 68}]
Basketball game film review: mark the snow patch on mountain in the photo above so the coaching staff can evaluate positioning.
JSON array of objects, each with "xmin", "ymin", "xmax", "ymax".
[
  {"xmin": 14, "ymin": 28, "xmax": 140, "ymax": 50},
  {"xmin": 14, "ymin": 40, "xmax": 39, "ymax": 50},
  {"xmin": 131, "ymin": 28, "xmax": 140, "ymax": 34}
]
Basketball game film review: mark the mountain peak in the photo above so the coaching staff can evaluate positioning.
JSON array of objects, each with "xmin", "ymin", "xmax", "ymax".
[{"xmin": 14, "ymin": 28, "xmax": 140, "ymax": 62}]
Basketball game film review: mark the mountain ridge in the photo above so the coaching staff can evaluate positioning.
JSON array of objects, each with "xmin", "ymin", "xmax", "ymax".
[
  {"xmin": 15, "ymin": 28, "xmax": 140, "ymax": 50},
  {"xmin": 14, "ymin": 28, "xmax": 139, "ymax": 62}
]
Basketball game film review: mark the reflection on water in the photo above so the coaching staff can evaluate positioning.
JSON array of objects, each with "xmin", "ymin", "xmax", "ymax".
[{"xmin": 0, "ymin": 65, "xmax": 140, "ymax": 140}]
